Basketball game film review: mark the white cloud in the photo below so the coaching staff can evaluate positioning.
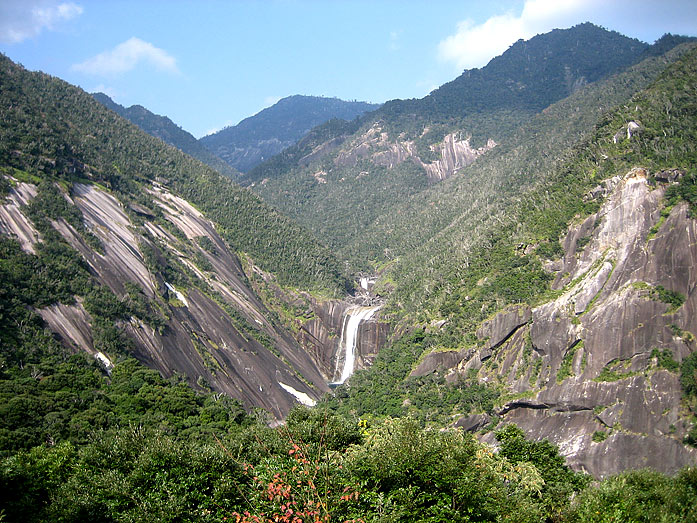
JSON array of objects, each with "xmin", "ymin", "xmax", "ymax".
[
  {"xmin": 0, "ymin": 0, "xmax": 82, "ymax": 44},
  {"xmin": 437, "ymin": 0, "xmax": 622, "ymax": 70},
  {"xmin": 72, "ymin": 37, "xmax": 179, "ymax": 76}
]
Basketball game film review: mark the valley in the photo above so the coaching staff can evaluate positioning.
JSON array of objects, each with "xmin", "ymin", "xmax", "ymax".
[{"xmin": 1, "ymin": 20, "xmax": 697, "ymax": 522}]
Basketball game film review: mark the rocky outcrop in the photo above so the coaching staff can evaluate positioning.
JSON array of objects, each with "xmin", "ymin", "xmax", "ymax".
[
  {"xmin": 0, "ymin": 181, "xmax": 39, "ymax": 253},
  {"xmin": 419, "ymin": 167, "xmax": 697, "ymax": 477},
  {"xmin": 412, "ymin": 349, "xmax": 464, "ymax": 378},
  {"xmin": 335, "ymin": 125, "xmax": 389, "ymax": 167},
  {"xmin": 417, "ymin": 134, "xmax": 497, "ymax": 182},
  {"xmin": 2, "ymin": 179, "xmax": 339, "ymax": 419},
  {"xmin": 334, "ymin": 125, "xmax": 495, "ymax": 181},
  {"xmin": 411, "ymin": 305, "xmax": 530, "ymax": 378},
  {"xmin": 477, "ymin": 305, "xmax": 532, "ymax": 350}
]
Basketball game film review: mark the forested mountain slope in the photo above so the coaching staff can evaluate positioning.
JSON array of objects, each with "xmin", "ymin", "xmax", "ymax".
[
  {"xmin": 325, "ymin": 43, "xmax": 697, "ymax": 477},
  {"xmin": 1, "ymin": 27, "xmax": 697, "ymax": 523},
  {"xmin": 0, "ymin": 53, "xmax": 350, "ymax": 418},
  {"xmin": 362, "ymin": 40, "xmax": 697, "ymax": 289},
  {"xmin": 200, "ymin": 95, "xmax": 380, "ymax": 172},
  {"xmin": 0, "ymin": 55, "xmax": 345, "ymax": 296},
  {"xmin": 247, "ymin": 25, "xmax": 660, "ymax": 266},
  {"xmin": 92, "ymin": 92, "xmax": 240, "ymax": 178},
  {"xmin": 382, "ymin": 23, "xmax": 648, "ymax": 128}
]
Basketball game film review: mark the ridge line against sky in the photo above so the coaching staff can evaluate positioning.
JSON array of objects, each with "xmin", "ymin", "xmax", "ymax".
[{"xmin": 1, "ymin": 0, "xmax": 696, "ymax": 138}]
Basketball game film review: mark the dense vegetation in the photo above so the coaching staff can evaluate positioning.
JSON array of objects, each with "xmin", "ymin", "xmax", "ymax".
[
  {"xmin": 0, "ymin": 54, "xmax": 347, "ymax": 296},
  {"xmin": 3, "ymin": 388, "xmax": 696, "ymax": 522},
  {"xmin": 92, "ymin": 92, "xmax": 240, "ymax": 179},
  {"xmin": 249, "ymin": 29, "xmax": 692, "ymax": 272},
  {"xmin": 381, "ymin": 24, "xmax": 648, "ymax": 129},
  {"xmin": 2, "ymin": 25, "xmax": 697, "ymax": 521}
]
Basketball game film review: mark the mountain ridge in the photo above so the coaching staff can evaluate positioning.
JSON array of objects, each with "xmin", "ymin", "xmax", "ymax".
[
  {"xmin": 92, "ymin": 92, "xmax": 240, "ymax": 179},
  {"xmin": 248, "ymin": 24, "xmax": 671, "ymax": 269},
  {"xmin": 200, "ymin": 94, "xmax": 380, "ymax": 172}
]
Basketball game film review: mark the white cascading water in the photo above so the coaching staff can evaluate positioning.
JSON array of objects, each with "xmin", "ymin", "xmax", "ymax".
[{"xmin": 332, "ymin": 306, "xmax": 380, "ymax": 385}]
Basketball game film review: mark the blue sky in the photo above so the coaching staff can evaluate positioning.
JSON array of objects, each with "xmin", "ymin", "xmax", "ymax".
[{"xmin": 1, "ymin": 0, "xmax": 696, "ymax": 138}]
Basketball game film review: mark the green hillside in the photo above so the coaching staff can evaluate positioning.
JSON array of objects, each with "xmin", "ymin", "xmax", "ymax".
[
  {"xmin": 323, "ymin": 42, "xmax": 697, "ymax": 429},
  {"xmin": 0, "ymin": 54, "xmax": 347, "ymax": 296},
  {"xmin": 248, "ymin": 25, "xmax": 661, "ymax": 269},
  {"xmin": 92, "ymin": 92, "xmax": 240, "ymax": 179}
]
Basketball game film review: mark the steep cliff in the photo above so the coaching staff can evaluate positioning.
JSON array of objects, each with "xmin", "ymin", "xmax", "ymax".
[
  {"xmin": 416, "ymin": 167, "xmax": 697, "ymax": 476},
  {"xmin": 0, "ymin": 176, "xmax": 339, "ymax": 417}
]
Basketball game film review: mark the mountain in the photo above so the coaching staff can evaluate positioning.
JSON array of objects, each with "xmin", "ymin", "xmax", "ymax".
[
  {"xmin": 0, "ymin": 54, "xmax": 364, "ymax": 420},
  {"xmin": 2, "ymin": 27, "xmax": 697, "ymax": 522},
  {"xmin": 92, "ymin": 92, "xmax": 240, "ymax": 178},
  {"xmin": 246, "ymin": 24, "xmax": 655, "ymax": 265},
  {"xmin": 382, "ymin": 23, "xmax": 649, "ymax": 126},
  {"xmin": 199, "ymin": 95, "xmax": 381, "ymax": 172},
  {"xmin": 323, "ymin": 41, "xmax": 697, "ymax": 476}
]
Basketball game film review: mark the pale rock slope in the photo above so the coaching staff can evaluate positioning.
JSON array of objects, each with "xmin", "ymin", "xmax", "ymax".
[{"xmin": 416, "ymin": 167, "xmax": 697, "ymax": 477}]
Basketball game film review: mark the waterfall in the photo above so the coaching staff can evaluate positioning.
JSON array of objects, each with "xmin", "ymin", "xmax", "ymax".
[{"xmin": 332, "ymin": 306, "xmax": 380, "ymax": 385}]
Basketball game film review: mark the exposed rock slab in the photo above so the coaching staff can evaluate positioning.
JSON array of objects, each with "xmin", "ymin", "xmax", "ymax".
[
  {"xmin": 38, "ymin": 301, "xmax": 94, "ymax": 354},
  {"xmin": 8, "ymin": 181, "xmax": 339, "ymax": 418},
  {"xmin": 0, "ymin": 181, "xmax": 39, "ymax": 253},
  {"xmin": 334, "ymin": 125, "xmax": 495, "ymax": 181},
  {"xmin": 443, "ymin": 167, "xmax": 697, "ymax": 476},
  {"xmin": 418, "ymin": 134, "xmax": 496, "ymax": 182}
]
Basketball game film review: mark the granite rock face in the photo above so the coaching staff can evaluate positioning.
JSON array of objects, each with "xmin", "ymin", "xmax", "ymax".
[
  {"xmin": 2, "ymin": 179, "xmax": 383, "ymax": 418},
  {"xmin": 296, "ymin": 298, "xmax": 389, "ymax": 381},
  {"xmin": 430, "ymin": 167, "xmax": 697, "ymax": 477},
  {"xmin": 335, "ymin": 125, "xmax": 495, "ymax": 181}
]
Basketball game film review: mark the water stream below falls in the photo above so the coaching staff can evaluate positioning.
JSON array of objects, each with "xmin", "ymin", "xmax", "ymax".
[{"xmin": 332, "ymin": 305, "xmax": 380, "ymax": 385}]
